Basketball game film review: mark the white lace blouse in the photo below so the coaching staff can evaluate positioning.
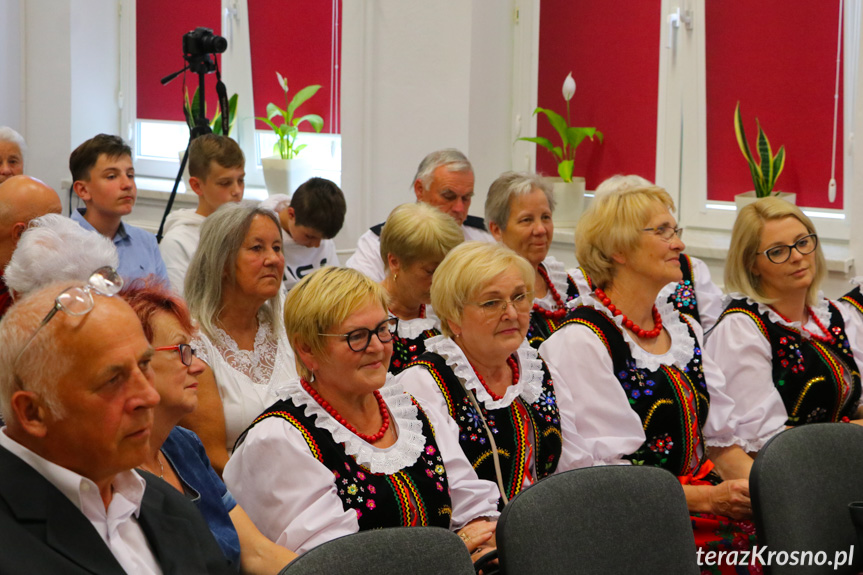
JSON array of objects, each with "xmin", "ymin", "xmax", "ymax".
[
  {"xmin": 538, "ymin": 293, "xmax": 769, "ymax": 472},
  {"xmin": 193, "ymin": 317, "xmax": 298, "ymax": 453},
  {"xmin": 222, "ymin": 376, "xmax": 500, "ymax": 554}
]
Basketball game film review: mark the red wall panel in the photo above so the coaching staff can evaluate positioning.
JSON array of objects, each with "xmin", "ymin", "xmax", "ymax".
[
  {"xmin": 705, "ymin": 1, "xmax": 843, "ymax": 208},
  {"xmin": 537, "ymin": 1, "xmax": 661, "ymax": 190}
]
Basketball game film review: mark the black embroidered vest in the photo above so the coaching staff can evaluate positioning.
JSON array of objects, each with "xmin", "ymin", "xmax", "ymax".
[
  {"xmin": 405, "ymin": 352, "xmax": 561, "ymax": 507},
  {"xmin": 717, "ymin": 298, "xmax": 861, "ymax": 425},
  {"xmin": 840, "ymin": 286, "xmax": 863, "ymax": 316},
  {"xmin": 236, "ymin": 397, "xmax": 453, "ymax": 530},
  {"xmin": 527, "ymin": 271, "xmax": 580, "ymax": 349},
  {"xmin": 558, "ymin": 306, "xmax": 711, "ymax": 476},
  {"xmin": 666, "ymin": 254, "xmax": 701, "ymax": 325},
  {"xmin": 390, "ymin": 326, "xmax": 441, "ymax": 375}
]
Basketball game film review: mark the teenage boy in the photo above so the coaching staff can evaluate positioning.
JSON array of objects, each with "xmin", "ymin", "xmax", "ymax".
[
  {"xmin": 160, "ymin": 134, "xmax": 245, "ymax": 293},
  {"xmin": 70, "ymin": 134, "xmax": 168, "ymax": 282},
  {"xmin": 262, "ymin": 177, "xmax": 346, "ymax": 290}
]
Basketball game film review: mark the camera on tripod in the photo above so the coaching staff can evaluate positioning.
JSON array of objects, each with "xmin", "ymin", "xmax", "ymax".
[{"xmin": 183, "ymin": 27, "xmax": 227, "ymax": 59}]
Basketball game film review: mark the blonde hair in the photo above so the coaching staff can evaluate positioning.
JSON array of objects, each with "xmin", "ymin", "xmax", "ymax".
[
  {"xmin": 431, "ymin": 242, "xmax": 534, "ymax": 338},
  {"xmin": 283, "ymin": 267, "xmax": 388, "ymax": 380},
  {"xmin": 379, "ymin": 203, "xmax": 464, "ymax": 269},
  {"xmin": 725, "ymin": 196, "xmax": 826, "ymax": 306},
  {"xmin": 575, "ymin": 186, "xmax": 676, "ymax": 289},
  {"xmin": 594, "ymin": 174, "xmax": 653, "ymax": 199}
]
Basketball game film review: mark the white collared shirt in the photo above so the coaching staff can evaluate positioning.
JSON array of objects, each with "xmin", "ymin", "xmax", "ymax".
[{"xmin": 0, "ymin": 428, "xmax": 163, "ymax": 575}]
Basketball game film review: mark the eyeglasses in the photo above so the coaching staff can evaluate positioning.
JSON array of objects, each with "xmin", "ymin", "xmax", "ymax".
[
  {"xmin": 14, "ymin": 267, "xmax": 124, "ymax": 365},
  {"xmin": 758, "ymin": 234, "xmax": 818, "ymax": 264},
  {"xmin": 319, "ymin": 317, "xmax": 399, "ymax": 353},
  {"xmin": 642, "ymin": 226, "xmax": 684, "ymax": 241},
  {"xmin": 469, "ymin": 291, "xmax": 533, "ymax": 317},
  {"xmin": 154, "ymin": 343, "xmax": 197, "ymax": 366}
]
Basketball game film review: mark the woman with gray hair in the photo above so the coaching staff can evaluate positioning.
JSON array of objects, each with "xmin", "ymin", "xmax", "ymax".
[
  {"xmin": 182, "ymin": 202, "xmax": 297, "ymax": 474},
  {"xmin": 0, "ymin": 127, "xmax": 26, "ymax": 184},
  {"xmin": 379, "ymin": 202, "xmax": 463, "ymax": 374},
  {"xmin": 485, "ymin": 171, "xmax": 580, "ymax": 348},
  {"xmin": 4, "ymin": 213, "xmax": 118, "ymax": 297}
]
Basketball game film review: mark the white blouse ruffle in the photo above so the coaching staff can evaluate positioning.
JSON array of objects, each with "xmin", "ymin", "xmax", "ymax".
[
  {"xmin": 423, "ymin": 335, "xmax": 544, "ymax": 409},
  {"xmin": 269, "ymin": 376, "xmax": 426, "ymax": 475},
  {"xmin": 392, "ymin": 306, "xmax": 441, "ymax": 340},
  {"xmin": 534, "ymin": 256, "xmax": 572, "ymax": 311}
]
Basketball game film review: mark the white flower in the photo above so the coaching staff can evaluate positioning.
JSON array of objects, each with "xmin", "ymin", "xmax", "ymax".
[
  {"xmin": 277, "ymin": 71, "xmax": 288, "ymax": 93},
  {"xmin": 562, "ymin": 72, "xmax": 576, "ymax": 102}
]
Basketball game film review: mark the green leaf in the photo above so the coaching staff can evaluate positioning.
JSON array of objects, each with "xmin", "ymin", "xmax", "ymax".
[
  {"xmin": 294, "ymin": 144, "xmax": 307, "ymax": 154},
  {"xmin": 516, "ymin": 136, "xmax": 556, "ymax": 156},
  {"xmin": 734, "ymin": 102, "xmax": 765, "ymax": 194},
  {"xmin": 771, "ymin": 146, "xmax": 786, "ymax": 189},
  {"xmin": 294, "ymin": 113, "xmax": 324, "ymax": 133},
  {"xmin": 756, "ymin": 121, "xmax": 774, "ymax": 194},
  {"xmin": 286, "ymin": 85, "xmax": 322, "ymax": 122},
  {"xmin": 558, "ymin": 160, "xmax": 574, "ymax": 182},
  {"xmin": 267, "ymin": 103, "xmax": 286, "ymax": 122},
  {"xmin": 256, "ymin": 116, "xmax": 279, "ymax": 133},
  {"xmin": 594, "ymin": 130, "xmax": 604, "ymax": 144},
  {"xmin": 534, "ymin": 107, "xmax": 569, "ymax": 147}
]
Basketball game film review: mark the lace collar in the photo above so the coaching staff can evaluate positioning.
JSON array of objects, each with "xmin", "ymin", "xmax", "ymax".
[
  {"xmin": 196, "ymin": 315, "xmax": 281, "ymax": 386},
  {"xmin": 573, "ymin": 292, "xmax": 696, "ymax": 372},
  {"xmin": 851, "ymin": 277, "xmax": 863, "ymax": 288},
  {"xmin": 270, "ymin": 376, "xmax": 426, "ymax": 475},
  {"xmin": 535, "ymin": 257, "xmax": 572, "ymax": 311},
  {"xmin": 726, "ymin": 292, "xmax": 833, "ymax": 340},
  {"xmin": 393, "ymin": 306, "xmax": 441, "ymax": 340},
  {"xmin": 423, "ymin": 335, "xmax": 544, "ymax": 409}
]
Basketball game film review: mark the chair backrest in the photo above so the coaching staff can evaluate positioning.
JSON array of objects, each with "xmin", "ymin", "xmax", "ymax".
[
  {"xmin": 751, "ymin": 423, "xmax": 863, "ymax": 575},
  {"xmin": 280, "ymin": 526, "xmax": 476, "ymax": 575},
  {"xmin": 497, "ymin": 465, "xmax": 699, "ymax": 575}
]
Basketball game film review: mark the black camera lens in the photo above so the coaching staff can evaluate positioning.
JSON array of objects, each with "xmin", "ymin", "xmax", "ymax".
[{"xmin": 183, "ymin": 27, "xmax": 227, "ymax": 57}]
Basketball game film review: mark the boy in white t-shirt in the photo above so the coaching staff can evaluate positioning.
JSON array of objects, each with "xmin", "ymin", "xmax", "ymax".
[
  {"xmin": 262, "ymin": 177, "xmax": 346, "ymax": 289},
  {"xmin": 160, "ymin": 134, "xmax": 245, "ymax": 293}
]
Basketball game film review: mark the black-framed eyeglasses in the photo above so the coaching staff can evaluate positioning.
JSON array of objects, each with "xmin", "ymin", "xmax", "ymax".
[
  {"xmin": 319, "ymin": 317, "xmax": 399, "ymax": 353},
  {"xmin": 757, "ymin": 234, "xmax": 818, "ymax": 264},
  {"xmin": 154, "ymin": 343, "xmax": 197, "ymax": 367},
  {"xmin": 642, "ymin": 226, "xmax": 684, "ymax": 241},
  {"xmin": 469, "ymin": 291, "xmax": 533, "ymax": 317},
  {"xmin": 14, "ymin": 266, "xmax": 124, "ymax": 365}
]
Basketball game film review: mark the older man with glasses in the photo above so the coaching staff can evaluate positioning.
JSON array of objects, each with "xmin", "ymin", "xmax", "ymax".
[{"xmin": 0, "ymin": 277, "xmax": 235, "ymax": 574}]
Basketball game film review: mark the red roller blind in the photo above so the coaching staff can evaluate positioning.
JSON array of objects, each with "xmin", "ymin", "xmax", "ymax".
[
  {"xmin": 248, "ymin": 0, "xmax": 340, "ymax": 133},
  {"xmin": 706, "ymin": 1, "xmax": 843, "ymax": 208},
  {"xmin": 537, "ymin": 1, "xmax": 661, "ymax": 189},
  {"xmin": 137, "ymin": 1, "xmax": 221, "ymax": 122}
]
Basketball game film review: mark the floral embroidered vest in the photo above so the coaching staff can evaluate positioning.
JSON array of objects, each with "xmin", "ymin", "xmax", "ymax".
[
  {"xmin": 390, "ymin": 327, "xmax": 440, "ymax": 375},
  {"xmin": 717, "ymin": 298, "xmax": 861, "ymax": 425},
  {"xmin": 558, "ymin": 306, "xmax": 711, "ymax": 476},
  {"xmin": 405, "ymin": 352, "xmax": 562, "ymax": 507},
  {"xmin": 237, "ymin": 397, "xmax": 453, "ymax": 530},
  {"xmin": 665, "ymin": 254, "xmax": 701, "ymax": 325}
]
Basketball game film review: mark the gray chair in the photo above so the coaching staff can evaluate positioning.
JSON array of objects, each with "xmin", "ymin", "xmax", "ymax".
[
  {"xmin": 751, "ymin": 423, "xmax": 863, "ymax": 575},
  {"xmin": 279, "ymin": 526, "xmax": 476, "ymax": 575},
  {"xmin": 497, "ymin": 465, "xmax": 699, "ymax": 575}
]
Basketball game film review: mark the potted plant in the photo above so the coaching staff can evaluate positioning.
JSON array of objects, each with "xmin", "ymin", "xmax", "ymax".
[
  {"xmin": 733, "ymin": 101, "xmax": 794, "ymax": 209},
  {"xmin": 258, "ymin": 72, "xmax": 324, "ymax": 196},
  {"xmin": 179, "ymin": 87, "xmax": 239, "ymax": 189},
  {"xmin": 517, "ymin": 72, "xmax": 603, "ymax": 226}
]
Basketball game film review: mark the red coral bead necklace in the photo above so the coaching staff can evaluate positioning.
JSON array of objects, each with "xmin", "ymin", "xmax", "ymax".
[
  {"xmin": 532, "ymin": 265, "xmax": 567, "ymax": 321},
  {"xmin": 300, "ymin": 378, "xmax": 391, "ymax": 443},
  {"xmin": 473, "ymin": 356, "xmax": 520, "ymax": 401},
  {"xmin": 769, "ymin": 306, "xmax": 836, "ymax": 345},
  {"xmin": 593, "ymin": 287, "xmax": 663, "ymax": 339}
]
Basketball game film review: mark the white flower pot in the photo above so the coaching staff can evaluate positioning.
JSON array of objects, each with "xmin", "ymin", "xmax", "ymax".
[
  {"xmin": 547, "ymin": 177, "xmax": 586, "ymax": 228},
  {"xmin": 262, "ymin": 156, "xmax": 313, "ymax": 197},
  {"xmin": 734, "ymin": 191, "xmax": 797, "ymax": 211}
]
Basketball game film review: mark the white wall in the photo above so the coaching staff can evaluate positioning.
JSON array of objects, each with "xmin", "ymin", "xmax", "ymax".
[{"xmin": 0, "ymin": 0, "xmax": 23, "ymax": 130}]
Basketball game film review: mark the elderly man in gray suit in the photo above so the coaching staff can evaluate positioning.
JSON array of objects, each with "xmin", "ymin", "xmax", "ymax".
[{"xmin": 0, "ymin": 279, "xmax": 233, "ymax": 574}]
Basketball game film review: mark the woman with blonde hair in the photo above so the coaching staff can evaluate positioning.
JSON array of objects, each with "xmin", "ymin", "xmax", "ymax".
[
  {"xmin": 223, "ymin": 267, "xmax": 500, "ymax": 560},
  {"xmin": 395, "ymin": 241, "xmax": 562, "ymax": 507},
  {"xmin": 540, "ymin": 185, "xmax": 767, "ymax": 573},
  {"xmin": 183, "ymin": 202, "xmax": 297, "ymax": 473},
  {"xmin": 707, "ymin": 196, "xmax": 863, "ymax": 430},
  {"xmin": 485, "ymin": 172, "xmax": 580, "ymax": 348},
  {"xmin": 379, "ymin": 202, "xmax": 463, "ymax": 374}
]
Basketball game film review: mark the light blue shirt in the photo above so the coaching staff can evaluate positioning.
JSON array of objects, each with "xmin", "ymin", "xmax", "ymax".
[{"xmin": 73, "ymin": 208, "xmax": 168, "ymax": 283}]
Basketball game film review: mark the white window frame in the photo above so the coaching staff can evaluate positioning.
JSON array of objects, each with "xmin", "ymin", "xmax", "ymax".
[
  {"xmin": 119, "ymin": 0, "xmax": 341, "ymax": 194},
  {"xmin": 656, "ymin": 0, "xmax": 858, "ymax": 243}
]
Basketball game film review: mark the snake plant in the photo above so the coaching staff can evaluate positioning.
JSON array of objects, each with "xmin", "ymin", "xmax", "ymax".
[{"xmin": 734, "ymin": 102, "xmax": 786, "ymax": 198}]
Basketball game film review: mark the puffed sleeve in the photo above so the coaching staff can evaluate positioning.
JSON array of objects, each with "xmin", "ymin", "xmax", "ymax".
[
  {"xmin": 223, "ymin": 418, "xmax": 359, "ymax": 554},
  {"xmin": 539, "ymin": 323, "xmax": 644, "ymax": 471},
  {"xmin": 393, "ymin": 366, "xmax": 501, "ymax": 527},
  {"xmin": 690, "ymin": 257, "xmax": 724, "ymax": 332},
  {"xmin": 704, "ymin": 313, "xmax": 789, "ymax": 451}
]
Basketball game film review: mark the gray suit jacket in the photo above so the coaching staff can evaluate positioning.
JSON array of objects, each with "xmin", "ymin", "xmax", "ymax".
[{"xmin": 0, "ymin": 445, "xmax": 234, "ymax": 574}]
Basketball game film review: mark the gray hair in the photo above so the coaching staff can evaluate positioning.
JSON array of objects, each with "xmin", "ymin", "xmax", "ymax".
[
  {"xmin": 484, "ymin": 171, "xmax": 554, "ymax": 231},
  {"xmin": 411, "ymin": 149, "xmax": 473, "ymax": 191},
  {"xmin": 185, "ymin": 202, "xmax": 283, "ymax": 340},
  {"xmin": 0, "ymin": 127, "xmax": 26, "ymax": 162},
  {"xmin": 594, "ymin": 174, "xmax": 654, "ymax": 199},
  {"xmin": 0, "ymin": 282, "xmax": 77, "ymax": 421},
  {"xmin": 4, "ymin": 214, "xmax": 119, "ymax": 297}
]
